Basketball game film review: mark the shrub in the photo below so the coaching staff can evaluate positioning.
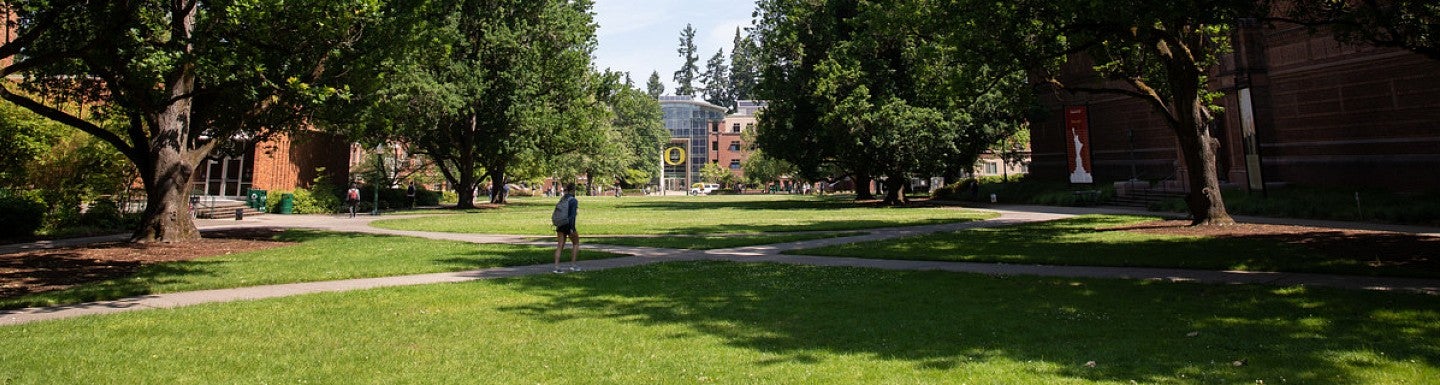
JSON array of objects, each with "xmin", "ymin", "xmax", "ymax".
[
  {"xmin": 0, "ymin": 194, "xmax": 46, "ymax": 239},
  {"xmin": 79, "ymin": 197, "xmax": 124, "ymax": 228}
]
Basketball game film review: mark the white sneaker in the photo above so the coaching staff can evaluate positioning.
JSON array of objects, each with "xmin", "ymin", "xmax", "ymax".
[
  {"xmin": 569, "ymin": 266, "xmax": 582, "ymax": 272},
  {"xmin": 552, "ymin": 268, "xmax": 565, "ymax": 274}
]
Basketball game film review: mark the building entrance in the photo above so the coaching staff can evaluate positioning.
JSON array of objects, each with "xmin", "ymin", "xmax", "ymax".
[{"xmin": 192, "ymin": 154, "xmax": 253, "ymax": 199}]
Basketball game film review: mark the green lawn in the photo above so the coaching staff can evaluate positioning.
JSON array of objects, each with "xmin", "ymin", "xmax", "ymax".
[
  {"xmin": 791, "ymin": 215, "xmax": 1440, "ymax": 278},
  {"xmin": 371, "ymin": 194, "xmax": 995, "ymax": 235},
  {"xmin": 3, "ymin": 262, "xmax": 1435, "ymax": 384},
  {"xmin": 0, "ymin": 230, "xmax": 621, "ymax": 309},
  {"xmin": 585, "ymin": 232, "xmax": 864, "ymax": 250}
]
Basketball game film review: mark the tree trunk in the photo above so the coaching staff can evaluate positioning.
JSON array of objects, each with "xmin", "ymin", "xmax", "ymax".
[
  {"xmin": 854, "ymin": 172, "xmax": 875, "ymax": 200},
  {"xmin": 132, "ymin": 112, "xmax": 201, "ymax": 242},
  {"xmin": 132, "ymin": 158, "xmax": 200, "ymax": 242},
  {"xmin": 1170, "ymin": 74, "xmax": 1235, "ymax": 226},
  {"xmin": 490, "ymin": 167, "xmax": 508, "ymax": 204},
  {"xmin": 454, "ymin": 171, "xmax": 477, "ymax": 209},
  {"xmin": 882, "ymin": 175, "xmax": 908, "ymax": 205}
]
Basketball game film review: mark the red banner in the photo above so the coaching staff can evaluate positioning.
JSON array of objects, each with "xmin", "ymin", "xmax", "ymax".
[{"xmin": 1064, "ymin": 106, "xmax": 1094, "ymax": 184}]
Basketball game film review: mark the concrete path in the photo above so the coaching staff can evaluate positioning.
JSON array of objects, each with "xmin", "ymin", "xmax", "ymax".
[{"xmin": 3, "ymin": 206, "xmax": 1438, "ymax": 326}]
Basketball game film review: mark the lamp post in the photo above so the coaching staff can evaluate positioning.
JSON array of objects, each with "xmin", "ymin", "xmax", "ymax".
[{"xmin": 372, "ymin": 143, "xmax": 382, "ymax": 215}]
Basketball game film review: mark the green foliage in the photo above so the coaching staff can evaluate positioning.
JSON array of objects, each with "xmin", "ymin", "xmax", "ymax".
[
  {"xmin": 1283, "ymin": 0, "xmax": 1440, "ymax": 60},
  {"xmin": 622, "ymin": 168, "xmax": 654, "ymax": 187},
  {"xmin": 700, "ymin": 162, "xmax": 737, "ymax": 186},
  {"xmin": 0, "ymin": 100, "xmax": 65, "ymax": 187},
  {"xmin": 728, "ymin": 28, "xmax": 761, "ymax": 101},
  {"xmin": 78, "ymin": 197, "xmax": 129, "ymax": 230},
  {"xmin": 700, "ymin": 48, "xmax": 733, "ymax": 109},
  {"xmin": 673, "ymin": 24, "xmax": 700, "ymax": 96},
  {"xmin": 607, "ymin": 84, "xmax": 668, "ymax": 176},
  {"xmin": 645, "ymin": 70, "xmax": 665, "ymax": 98},
  {"xmin": 5, "ymin": 0, "xmax": 385, "ymax": 240},
  {"xmin": 345, "ymin": 0, "xmax": 602, "ymax": 208},
  {"xmin": 0, "ymin": 194, "xmax": 46, "ymax": 239},
  {"xmin": 752, "ymin": 0, "xmax": 1034, "ymax": 203}
]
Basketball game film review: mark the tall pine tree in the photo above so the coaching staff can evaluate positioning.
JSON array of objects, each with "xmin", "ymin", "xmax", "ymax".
[
  {"xmin": 646, "ymin": 70, "xmax": 665, "ymax": 98},
  {"xmin": 700, "ymin": 48, "xmax": 733, "ymax": 110},
  {"xmin": 673, "ymin": 24, "xmax": 700, "ymax": 96},
  {"xmin": 729, "ymin": 28, "xmax": 760, "ymax": 101}
]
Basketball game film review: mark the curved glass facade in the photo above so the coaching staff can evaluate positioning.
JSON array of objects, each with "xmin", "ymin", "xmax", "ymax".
[{"xmin": 659, "ymin": 96, "xmax": 726, "ymax": 190}]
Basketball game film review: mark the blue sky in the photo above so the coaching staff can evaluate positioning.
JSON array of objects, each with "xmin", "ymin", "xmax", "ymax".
[{"xmin": 591, "ymin": 0, "xmax": 759, "ymax": 94}]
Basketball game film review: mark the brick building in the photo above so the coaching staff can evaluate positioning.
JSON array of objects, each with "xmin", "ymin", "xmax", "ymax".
[
  {"xmin": 1031, "ymin": 22, "xmax": 1440, "ymax": 192},
  {"xmin": 708, "ymin": 100, "xmax": 767, "ymax": 180},
  {"xmin": 191, "ymin": 130, "xmax": 351, "ymax": 198}
]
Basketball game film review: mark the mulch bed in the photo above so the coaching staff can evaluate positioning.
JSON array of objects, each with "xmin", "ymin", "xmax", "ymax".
[
  {"xmin": 1104, "ymin": 220, "xmax": 1439, "ymax": 270},
  {"xmin": 1, "ymin": 228, "xmax": 292, "ymax": 299}
]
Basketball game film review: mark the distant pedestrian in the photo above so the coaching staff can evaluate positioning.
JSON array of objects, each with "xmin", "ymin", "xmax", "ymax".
[
  {"xmin": 406, "ymin": 181, "xmax": 417, "ymax": 209},
  {"xmin": 345, "ymin": 184, "xmax": 361, "ymax": 218},
  {"xmin": 551, "ymin": 183, "xmax": 581, "ymax": 273}
]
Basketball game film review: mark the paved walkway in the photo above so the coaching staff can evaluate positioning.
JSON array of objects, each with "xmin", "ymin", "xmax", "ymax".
[{"xmin": 3, "ymin": 206, "xmax": 1438, "ymax": 326}]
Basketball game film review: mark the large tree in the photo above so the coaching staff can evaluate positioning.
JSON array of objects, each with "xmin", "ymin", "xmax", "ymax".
[
  {"xmin": 729, "ymin": 28, "xmax": 760, "ymax": 101},
  {"xmin": 2, "ymin": 0, "xmax": 376, "ymax": 242},
  {"xmin": 700, "ymin": 48, "xmax": 733, "ymax": 110},
  {"xmin": 754, "ymin": 0, "xmax": 1032, "ymax": 204},
  {"xmin": 673, "ymin": 23, "xmax": 700, "ymax": 96},
  {"xmin": 973, "ymin": 0, "xmax": 1261, "ymax": 225},
  {"xmin": 350, "ymin": 0, "xmax": 599, "ymax": 207},
  {"xmin": 645, "ymin": 70, "xmax": 665, "ymax": 98}
]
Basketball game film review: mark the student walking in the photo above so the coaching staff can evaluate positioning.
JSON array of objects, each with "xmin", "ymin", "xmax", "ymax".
[
  {"xmin": 345, "ymin": 184, "xmax": 361, "ymax": 218},
  {"xmin": 551, "ymin": 183, "xmax": 581, "ymax": 273}
]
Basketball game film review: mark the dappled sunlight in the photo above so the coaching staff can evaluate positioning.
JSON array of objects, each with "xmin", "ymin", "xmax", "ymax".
[{"xmin": 498, "ymin": 261, "xmax": 1440, "ymax": 384}]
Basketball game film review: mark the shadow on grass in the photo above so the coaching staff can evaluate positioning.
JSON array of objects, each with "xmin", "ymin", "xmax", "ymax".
[
  {"xmin": 0, "ymin": 259, "xmax": 226, "ymax": 309},
  {"xmin": 801, "ymin": 215, "xmax": 1440, "ymax": 278},
  {"xmin": 654, "ymin": 218, "xmax": 966, "ymax": 236},
  {"xmin": 500, "ymin": 261, "xmax": 1440, "ymax": 383}
]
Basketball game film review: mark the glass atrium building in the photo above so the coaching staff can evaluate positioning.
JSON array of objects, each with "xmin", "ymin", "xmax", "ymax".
[{"xmin": 658, "ymin": 96, "xmax": 727, "ymax": 191}]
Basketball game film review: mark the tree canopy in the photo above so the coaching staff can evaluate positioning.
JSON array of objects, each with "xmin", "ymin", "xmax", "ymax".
[
  {"xmin": 673, "ymin": 23, "xmax": 700, "ymax": 96},
  {"xmin": 753, "ymin": 0, "xmax": 1034, "ymax": 204},
  {"xmin": 344, "ymin": 0, "xmax": 602, "ymax": 207},
  {"xmin": 2, "ymin": 0, "xmax": 379, "ymax": 241}
]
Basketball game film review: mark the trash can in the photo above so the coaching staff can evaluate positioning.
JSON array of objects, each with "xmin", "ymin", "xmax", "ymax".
[
  {"xmin": 247, "ymin": 189, "xmax": 268, "ymax": 210},
  {"xmin": 279, "ymin": 193, "xmax": 295, "ymax": 214}
]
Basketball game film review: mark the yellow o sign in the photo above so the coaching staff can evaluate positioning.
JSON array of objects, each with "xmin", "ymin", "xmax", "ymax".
[{"xmin": 664, "ymin": 147, "xmax": 687, "ymax": 166}]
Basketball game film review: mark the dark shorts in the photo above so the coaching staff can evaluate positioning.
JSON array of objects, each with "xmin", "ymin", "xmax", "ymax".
[{"xmin": 556, "ymin": 224, "xmax": 577, "ymax": 235}]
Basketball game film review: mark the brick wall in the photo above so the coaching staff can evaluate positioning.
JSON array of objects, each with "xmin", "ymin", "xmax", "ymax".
[
  {"xmin": 251, "ymin": 130, "xmax": 351, "ymax": 192},
  {"xmin": 1034, "ymin": 23, "xmax": 1440, "ymax": 191},
  {"xmin": 710, "ymin": 115, "xmax": 757, "ymax": 180}
]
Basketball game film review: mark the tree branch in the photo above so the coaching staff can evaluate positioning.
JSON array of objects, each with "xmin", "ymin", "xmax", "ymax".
[{"xmin": 0, "ymin": 85, "xmax": 140, "ymax": 163}]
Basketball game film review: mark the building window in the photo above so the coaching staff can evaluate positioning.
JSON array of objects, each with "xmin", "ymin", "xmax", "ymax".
[
  {"xmin": 711, "ymin": 122, "xmax": 719, "ymax": 132},
  {"xmin": 729, "ymin": 141, "xmax": 740, "ymax": 151},
  {"xmin": 712, "ymin": 141, "xmax": 719, "ymax": 151},
  {"xmin": 745, "ymin": 123, "xmax": 754, "ymax": 131},
  {"xmin": 729, "ymin": 160, "xmax": 741, "ymax": 169},
  {"xmin": 731, "ymin": 123, "xmax": 741, "ymax": 133},
  {"xmin": 985, "ymin": 162, "xmax": 998, "ymax": 174}
]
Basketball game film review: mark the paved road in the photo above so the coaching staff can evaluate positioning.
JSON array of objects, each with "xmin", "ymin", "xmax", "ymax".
[{"xmin": 3, "ymin": 206, "xmax": 1438, "ymax": 326}]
